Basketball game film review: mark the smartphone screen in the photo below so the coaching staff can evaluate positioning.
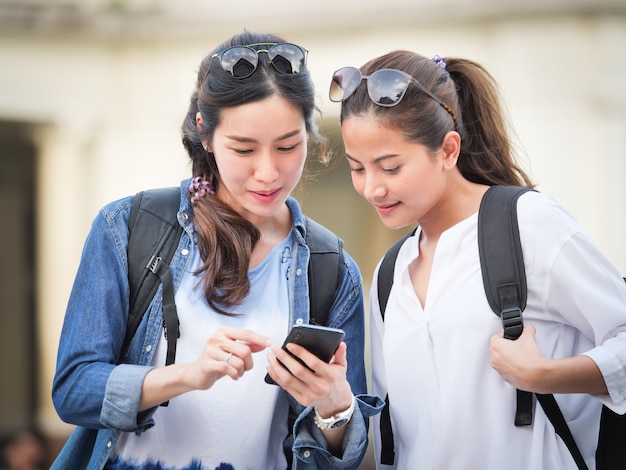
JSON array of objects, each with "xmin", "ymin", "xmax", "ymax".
[{"xmin": 265, "ymin": 324, "xmax": 345, "ymax": 385}]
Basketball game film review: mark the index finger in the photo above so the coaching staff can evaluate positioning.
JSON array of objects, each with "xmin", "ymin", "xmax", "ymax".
[{"xmin": 218, "ymin": 326, "xmax": 273, "ymax": 350}]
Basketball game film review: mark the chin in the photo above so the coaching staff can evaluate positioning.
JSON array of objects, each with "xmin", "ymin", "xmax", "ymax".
[{"xmin": 379, "ymin": 216, "xmax": 414, "ymax": 231}]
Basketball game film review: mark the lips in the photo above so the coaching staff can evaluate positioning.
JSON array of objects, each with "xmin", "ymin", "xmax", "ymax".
[
  {"xmin": 250, "ymin": 188, "xmax": 282, "ymax": 203},
  {"xmin": 374, "ymin": 201, "xmax": 400, "ymax": 216}
]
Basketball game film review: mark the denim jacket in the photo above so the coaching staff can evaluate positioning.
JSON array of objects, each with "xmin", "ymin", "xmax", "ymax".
[{"xmin": 51, "ymin": 178, "xmax": 383, "ymax": 470}]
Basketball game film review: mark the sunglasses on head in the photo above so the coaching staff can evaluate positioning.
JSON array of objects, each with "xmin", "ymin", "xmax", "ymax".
[
  {"xmin": 202, "ymin": 42, "xmax": 308, "ymax": 83},
  {"xmin": 329, "ymin": 66, "xmax": 458, "ymax": 129}
]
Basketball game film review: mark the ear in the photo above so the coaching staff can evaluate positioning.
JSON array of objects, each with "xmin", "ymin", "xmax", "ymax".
[
  {"xmin": 196, "ymin": 112, "xmax": 210, "ymax": 151},
  {"xmin": 440, "ymin": 131, "xmax": 461, "ymax": 170}
]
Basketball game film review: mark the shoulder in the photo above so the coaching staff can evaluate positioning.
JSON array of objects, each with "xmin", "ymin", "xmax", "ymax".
[
  {"xmin": 100, "ymin": 194, "xmax": 135, "ymax": 221},
  {"xmin": 515, "ymin": 190, "xmax": 593, "ymax": 281},
  {"xmin": 94, "ymin": 182, "xmax": 186, "ymax": 239},
  {"xmin": 516, "ymin": 190, "xmax": 584, "ymax": 243},
  {"xmin": 90, "ymin": 194, "xmax": 135, "ymax": 238},
  {"xmin": 99, "ymin": 181, "xmax": 190, "ymax": 228}
]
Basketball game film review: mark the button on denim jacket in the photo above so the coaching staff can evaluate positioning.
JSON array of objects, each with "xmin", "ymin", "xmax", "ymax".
[{"xmin": 51, "ymin": 178, "xmax": 383, "ymax": 470}]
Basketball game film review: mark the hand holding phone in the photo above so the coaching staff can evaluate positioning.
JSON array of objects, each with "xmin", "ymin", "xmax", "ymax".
[{"xmin": 265, "ymin": 324, "xmax": 345, "ymax": 385}]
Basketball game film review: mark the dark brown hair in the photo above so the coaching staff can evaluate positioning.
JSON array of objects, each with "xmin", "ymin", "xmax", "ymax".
[
  {"xmin": 180, "ymin": 31, "xmax": 326, "ymax": 314},
  {"xmin": 339, "ymin": 50, "xmax": 533, "ymax": 187}
]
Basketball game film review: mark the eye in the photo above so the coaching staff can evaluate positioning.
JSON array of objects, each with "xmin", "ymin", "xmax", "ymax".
[
  {"xmin": 233, "ymin": 148, "xmax": 253, "ymax": 155},
  {"xmin": 278, "ymin": 140, "xmax": 301, "ymax": 152},
  {"xmin": 383, "ymin": 166, "xmax": 400, "ymax": 174},
  {"xmin": 349, "ymin": 166, "xmax": 364, "ymax": 173}
]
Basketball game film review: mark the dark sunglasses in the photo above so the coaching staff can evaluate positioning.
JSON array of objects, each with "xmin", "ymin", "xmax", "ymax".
[
  {"xmin": 329, "ymin": 66, "xmax": 458, "ymax": 128},
  {"xmin": 202, "ymin": 42, "xmax": 308, "ymax": 83}
]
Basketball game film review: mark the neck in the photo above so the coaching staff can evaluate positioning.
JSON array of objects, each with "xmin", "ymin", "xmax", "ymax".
[
  {"xmin": 249, "ymin": 204, "xmax": 292, "ymax": 269},
  {"xmin": 419, "ymin": 179, "xmax": 489, "ymax": 242}
]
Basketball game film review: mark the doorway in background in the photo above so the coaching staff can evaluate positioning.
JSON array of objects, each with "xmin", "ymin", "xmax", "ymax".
[{"xmin": 0, "ymin": 120, "xmax": 38, "ymax": 438}]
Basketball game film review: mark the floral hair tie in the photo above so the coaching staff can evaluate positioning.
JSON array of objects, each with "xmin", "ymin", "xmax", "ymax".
[
  {"xmin": 432, "ymin": 55, "xmax": 447, "ymax": 69},
  {"xmin": 188, "ymin": 176, "xmax": 215, "ymax": 205}
]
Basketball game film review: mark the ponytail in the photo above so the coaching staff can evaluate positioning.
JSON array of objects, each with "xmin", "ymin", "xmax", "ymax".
[{"xmin": 447, "ymin": 58, "xmax": 534, "ymax": 187}]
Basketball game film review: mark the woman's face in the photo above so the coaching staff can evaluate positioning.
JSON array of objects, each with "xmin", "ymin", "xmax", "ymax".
[
  {"xmin": 210, "ymin": 94, "xmax": 307, "ymax": 226},
  {"xmin": 341, "ymin": 115, "xmax": 447, "ymax": 230}
]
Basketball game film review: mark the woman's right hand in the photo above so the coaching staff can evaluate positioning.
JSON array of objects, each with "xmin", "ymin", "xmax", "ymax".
[
  {"xmin": 139, "ymin": 326, "xmax": 272, "ymax": 410},
  {"xmin": 187, "ymin": 326, "xmax": 272, "ymax": 387}
]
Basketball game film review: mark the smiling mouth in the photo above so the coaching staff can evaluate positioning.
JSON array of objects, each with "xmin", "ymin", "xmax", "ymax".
[
  {"xmin": 250, "ymin": 188, "xmax": 282, "ymax": 202},
  {"xmin": 375, "ymin": 201, "xmax": 399, "ymax": 210},
  {"xmin": 373, "ymin": 201, "xmax": 400, "ymax": 215},
  {"xmin": 253, "ymin": 188, "xmax": 280, "ymax": 197}
]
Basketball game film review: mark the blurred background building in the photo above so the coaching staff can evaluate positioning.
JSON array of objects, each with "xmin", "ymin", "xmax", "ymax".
[{"xmin": 1, "ymin": 0, "xmax": 625, "ymax": 467}]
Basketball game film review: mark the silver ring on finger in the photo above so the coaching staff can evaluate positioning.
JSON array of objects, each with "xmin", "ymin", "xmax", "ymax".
[{"xmin": 224, "ymin": 352, "xmax": 233, "ymax": 364}]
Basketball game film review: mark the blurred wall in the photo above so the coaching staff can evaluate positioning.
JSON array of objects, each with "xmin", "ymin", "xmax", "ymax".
[{"xmin": 0, "ymin": 0, "xmax": 624, "ymax": 465}]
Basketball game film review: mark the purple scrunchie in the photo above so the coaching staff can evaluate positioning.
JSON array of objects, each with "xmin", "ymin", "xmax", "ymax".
[
  {"xmin": 188, "ymin": 176, "xmax": 215, "ymax": 205},
  {"xmin": 432, "ymin": 55, "xmax": 447, "ymax": 69}
]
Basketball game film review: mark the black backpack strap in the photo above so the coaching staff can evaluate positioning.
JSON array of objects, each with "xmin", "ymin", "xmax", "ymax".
[
  {"xmin": 478, "ymin": 185, "xmax": 535, "ymax": 427},
  {"xmin": 480, "ymin": 186, "xmax": 587, "ymax": 469},
  {"xmin": 377, "ymin": 230, "xmax": 416, "ymax": 320},
  {"xmin": 596, "ymin": 373, "xmax": 626, "ymax": 470},
  {"xmin": 478, "ymin": 185, "xmax": 530, "ymax": 339},
  {"xmin": 378, "ymin": 394, "xmax": 396, "ymax": 465},
  {"xmin": 305, "ymin": 217, "xmax": 344, "ymax": 327},
  {"xmin": 376, "ymin": 228, "xmax": 416, "ymax": 465},
  {"xmin": 126, "ymin": 187, "xmax": 183, "ymax": 366},
  {"xmin": 536, "ymin": 394, "xmax": 588, "ymax": 469}
]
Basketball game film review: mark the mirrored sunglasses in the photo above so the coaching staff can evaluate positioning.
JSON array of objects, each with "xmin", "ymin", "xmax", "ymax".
[
  {"xmin": 203, "ymin": 42, "xmax": 308, "ymax": 83},
  {"xmin": 329, "ymin": 66, "xmax": 457, "ymax": 128}
]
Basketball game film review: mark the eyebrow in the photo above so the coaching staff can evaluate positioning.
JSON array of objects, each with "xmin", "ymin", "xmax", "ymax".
[
  {"xmin": 226, "ymin": 129, "xmax": 302, "ymax": 143},
  {"xmin": 346, "ymin": 153, "xmax": 400, "ymax": 164}
]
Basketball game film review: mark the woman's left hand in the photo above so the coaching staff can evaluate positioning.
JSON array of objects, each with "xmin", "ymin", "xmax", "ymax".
[
  {"xmin": 489, "ymin": 325, "xmax": 546, "ymax": 392},
  {"xmin": 266, "ymin": 341, "xmax": 354, "ymax": 454},
  {"xmin": 490, "ymin": 324, "xmax": 608, "ymax": 395},
  {"xmin": 266, "ymin": 341, "xmax": 353, "ymax": 414}
]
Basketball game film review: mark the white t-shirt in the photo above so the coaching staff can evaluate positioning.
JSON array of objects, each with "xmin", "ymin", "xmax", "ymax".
[
  {"xmin": 109, "ymin": 234, "xmax": 294, "ymax": 470},
  {"xmin": 370, "ymin": 191, "xmax": 626, "ymax": 469}
]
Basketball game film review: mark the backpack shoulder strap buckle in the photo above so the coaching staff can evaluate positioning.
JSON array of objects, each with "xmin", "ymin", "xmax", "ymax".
[
  {"xmin": 146, "ymin": 255, "xmax": 163, "ymax": 275},
  {"xmin": 500, "ymin": 307, "xmax": 524, "ymax": 340}
]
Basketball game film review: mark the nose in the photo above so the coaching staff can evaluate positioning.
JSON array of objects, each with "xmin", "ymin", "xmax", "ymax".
[
  {"xmin": 254, "ymin": 152, "xmax": 279, "ymax": 183},
  {"xmin": 362, "ymin": 172, "xmax": 386, "ymax": 201}
]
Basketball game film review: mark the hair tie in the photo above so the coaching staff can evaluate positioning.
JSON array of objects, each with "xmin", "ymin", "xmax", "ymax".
[
  {"xmin": 432, "ymin": 55, "xmax": 447, "ymax": 69},
  {"xmin": 188, "ymin": 176, "xmax": 215, "ymax": 205}
]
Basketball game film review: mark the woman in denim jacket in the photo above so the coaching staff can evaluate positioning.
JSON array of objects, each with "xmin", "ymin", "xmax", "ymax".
[{"xmin": 51, "ymin": 31, "xmax": 382, "ymax": 470}]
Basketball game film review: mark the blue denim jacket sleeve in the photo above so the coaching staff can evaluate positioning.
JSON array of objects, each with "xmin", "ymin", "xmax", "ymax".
[{"xmin": 52, "ymin": 196, "xmax": 158, "ymax": 432}]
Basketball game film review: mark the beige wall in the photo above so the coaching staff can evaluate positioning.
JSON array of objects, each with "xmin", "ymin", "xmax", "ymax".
[{"xmin": 0, "ymin": 3, "xmax": 624, "ymax": 442}]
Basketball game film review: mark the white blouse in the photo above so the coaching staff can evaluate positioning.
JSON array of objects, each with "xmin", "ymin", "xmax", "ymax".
[{"xmin": 370, "ymin": 190, "xmax": 626, "ymax": 470}]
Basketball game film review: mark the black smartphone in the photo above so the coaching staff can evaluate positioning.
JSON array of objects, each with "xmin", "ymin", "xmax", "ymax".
[{"xmin": 265, "ymin": 324, "xmax": 345, "ymax": 385}]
